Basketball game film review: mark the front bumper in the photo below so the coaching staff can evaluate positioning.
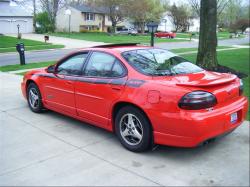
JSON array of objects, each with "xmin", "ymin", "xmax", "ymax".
[
  {"xmin": 151, "ymin": 96, "xmax": 248, "ymax": 147},
  {"xmin": 21, "ymin": 82, "xmax": 27, "ymax": 99}
]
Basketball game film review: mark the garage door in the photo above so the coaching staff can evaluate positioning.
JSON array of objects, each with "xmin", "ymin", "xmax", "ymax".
[{"xmin": 0, "ymin": 18, "xmax": 32, "ymax": 34}]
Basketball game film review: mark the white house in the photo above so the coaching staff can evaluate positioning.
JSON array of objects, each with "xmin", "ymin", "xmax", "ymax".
[
  {"xmin": 0, "ymin": 0, "xmax": 33, "ymax": 34},
  {"xmin": 158, "ymin": 12, "xmax": 200, "ymax": 32}
]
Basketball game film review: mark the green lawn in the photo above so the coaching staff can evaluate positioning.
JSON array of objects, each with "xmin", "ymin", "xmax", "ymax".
[
  {"xmin": 0, "ymin": 61, "xmax": 55, "ymax": 72},
  {"xmin": 50, "ymin": 32, "xmax": 188, "ymax": 44},
  {"xmin": 175, "ymin": 32, "xmax": 237, "ymax": 40},
  {"xmin": 0, "ymin": 35, "xmax": 64, "ymax": 53},
  {"xmin": 180, "ymin": 48, "xmax": 249, "ymax": 120},
  {"xmin": 171, "ymin": 46, "xmax": 232, "ymax": 54}
]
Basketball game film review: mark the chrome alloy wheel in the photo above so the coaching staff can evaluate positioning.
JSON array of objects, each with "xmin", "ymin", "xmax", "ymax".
[
  {"xmin": 28, "ymin": 88, "xmax": 39, "ymax": 109},
  {"xmin": 119, "ymin": 113, "xmax": 143, "ymax": 146}
]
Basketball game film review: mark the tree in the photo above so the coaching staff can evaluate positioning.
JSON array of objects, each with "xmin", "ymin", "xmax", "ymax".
[
  {"xmin": 168, "ymin": 4, "xmax": 193, "ymax": 32},
  {"xmin": 196, "ymin": 0, "xmax": 218, "ymax": 70},
  {"xmin": 40, "ymin": 0, "xmax": 65, "ymax": 32},
  {"xmin": 94, "ymin": 0, "xmax": 128, "ymax": 33},
  {"xmin": 230, "ymin": 19, "xmax": 250, "ymax": 33},
  {"xmin": 35, "ymin": 12, "xmax": 54, "ymax": 33},
  {"xmin": 128, "ymin": 0, "xmax": 166, "ymax": 33},
  {"xmin": 188, "ymin": 0, "xmax": 230, "ymax": 17},
  {"xmin": 218, "ymin": 0, "xmax": 248, "ymax": 28},
  {"xmin": 32, "ymin": 0, "xmax": 37, "ymax": 31}
]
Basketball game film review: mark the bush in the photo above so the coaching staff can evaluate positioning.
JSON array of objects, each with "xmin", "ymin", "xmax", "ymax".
[
  {"xmin": 229, "ymin": 19, "xmax": 250, "ymax": 34},
  {"xmin": 35, "ymin": 12, "xmax": 54, "ymax": 33}
]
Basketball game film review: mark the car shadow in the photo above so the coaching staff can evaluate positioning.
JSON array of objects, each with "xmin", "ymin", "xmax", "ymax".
[{"xmin": 41, "ymin": 109, "xmax": 230, "ymax": 160}]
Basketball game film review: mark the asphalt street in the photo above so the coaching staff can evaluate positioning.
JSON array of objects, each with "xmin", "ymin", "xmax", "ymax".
[
  {"xmin": 0, "ymin": 72, "xmax": 249, "ymax": 186},
  {"xmin": 0, "ymin": 48, "xmax": 76, "ymax": 66},
  {"xmin": 0, "ymin": 36, "xmax": 249, "ymax": 66}
]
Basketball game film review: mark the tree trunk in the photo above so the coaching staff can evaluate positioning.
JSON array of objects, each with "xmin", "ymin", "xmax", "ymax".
[
  {"xmin": 141, "ymin": 22, "xmax": 145, "ymax": 34},
  {"xmin": 33, "ymin": 0, "xmax": 36, "ymax": 32},
  {"xmin": 111, "ymin": 22, "xmax": 116, "ymax": 33},
  {"xmin": 196, "ymin": 0, "xmax": 218, "ymax": 70}
]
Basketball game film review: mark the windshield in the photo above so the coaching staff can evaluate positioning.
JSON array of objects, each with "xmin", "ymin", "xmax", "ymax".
[{"xmin": 122, "ymin": 48, "xmax": 203, "ymax": 76}]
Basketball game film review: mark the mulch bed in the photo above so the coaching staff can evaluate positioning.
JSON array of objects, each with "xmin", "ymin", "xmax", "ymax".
[{"xmin": 213, "ymin": 65, "xmax": 248, "ymax": 79}]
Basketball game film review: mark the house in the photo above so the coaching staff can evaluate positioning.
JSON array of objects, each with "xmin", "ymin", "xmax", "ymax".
[
  {"xmin": 0, "ymin": 0, "xmax": 33, "ymax": 34},
  {"xmin": 158, "ymin": 12, "xmax": 200, "ymax": 32},
  {"xmin": 56, "ymin": 4, "xmax": 127, "ymax": 32}
]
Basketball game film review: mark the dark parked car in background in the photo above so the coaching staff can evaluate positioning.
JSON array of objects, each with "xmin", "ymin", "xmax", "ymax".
[{"xmin": 116, "ymin": 28, "xmax": 138, "ymax": 36}]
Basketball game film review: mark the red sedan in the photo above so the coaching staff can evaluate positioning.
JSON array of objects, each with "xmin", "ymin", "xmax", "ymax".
[
  {"xmin": 155, "ymin": 32, "xmax": 176, "ymax": 38},
  {"xmin": 21, "ymin": 44, "xmax": 248, "ymax": 152}
]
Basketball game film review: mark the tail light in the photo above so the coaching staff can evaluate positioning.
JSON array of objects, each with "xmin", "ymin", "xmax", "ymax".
[
  {"xmin": 239, "ymin": 79, "xmax": 244, "ymax": 96},
  {"xmin": 178, "ymin": 91, "xmax": 217, "ymax": 110}
]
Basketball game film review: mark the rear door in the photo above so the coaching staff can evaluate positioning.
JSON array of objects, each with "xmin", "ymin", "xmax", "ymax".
[{"xmin": 75, "ymin": 51, "xmax": 127, "ymax": 127}]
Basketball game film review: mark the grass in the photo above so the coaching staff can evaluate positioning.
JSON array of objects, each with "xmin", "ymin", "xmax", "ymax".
[
  {"xmin": 176, "ymin": 32, "xmax": 238, "ymax": 40},
  {"xmin": 180, "ymin": 48, "xmax": 249, "ymax": 120},
  {"xmin": 171, "ymin": 46, "xmax": 232, "ymax": 53},
  {"xmin": 50, "ymin": 32, "xmax": 244, "ymax": 44},
  {"xmin": 0, "ymin": 35, "xmax": 64, "ymax": 53},
  {"xmin": 50, "ymin": 32, "xmax": 188, "ymax": 44},
  {"xmin": 0, "ymin": 61, "xmax": 55, "ymax": 72},
  {"xmin": 16, "ymin": 72, "xmax": 28, "ymax": 76}
]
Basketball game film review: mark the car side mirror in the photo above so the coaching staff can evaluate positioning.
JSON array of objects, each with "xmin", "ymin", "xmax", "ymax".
[{"xmin": 46, "ymin": 65, "xmax": 55, "ymax": 73}]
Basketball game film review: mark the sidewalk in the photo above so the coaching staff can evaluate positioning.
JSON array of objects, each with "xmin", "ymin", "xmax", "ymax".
[
  {"xmin": 0, "ymin": 72, "xmax": 249, "ymax": 186},
  {"xmin": 6, "ymin": 33, "xmax": 106, "ymax": 49}
]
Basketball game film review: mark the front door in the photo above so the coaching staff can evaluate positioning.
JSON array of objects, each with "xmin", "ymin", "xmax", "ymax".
[
  {"xmin": 75, "ymin": 51, "xmax": 127, "ymax": 127},
  {"xmin": 43, "ymin": 52, "xmax": 89, "ymax": 115}
]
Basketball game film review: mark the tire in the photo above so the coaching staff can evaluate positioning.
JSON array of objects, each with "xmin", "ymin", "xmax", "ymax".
[
  {"xmin": 27, "ymin": 83, "xmax": 44, "ymax": 113},
  {"xmin": 115, "ymin": 106, "xmax": 152, "ymax": 152}
]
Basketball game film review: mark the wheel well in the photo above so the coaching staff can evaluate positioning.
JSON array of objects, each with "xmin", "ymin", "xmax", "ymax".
[
  {"xmin": 112, "ymin": 102, "xmax": 153, "ymax": 131},
  {"xmin": 26, "ymin": 80, "xmax": 36, "ymax": 90}
]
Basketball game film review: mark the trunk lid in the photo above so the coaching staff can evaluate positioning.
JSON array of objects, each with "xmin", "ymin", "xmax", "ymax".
[
  {"xmin": 174, "ymin": 71, "xmax": 237, "ymax": 87},
  {"xmin": 153, "ymin": 71, "xmax": 240, "ymax": 105}
]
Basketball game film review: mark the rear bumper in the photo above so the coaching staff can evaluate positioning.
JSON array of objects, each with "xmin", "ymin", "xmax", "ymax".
[{"xmin": 151, "ymin": 96, "xmax": 248, "ymax": 147}]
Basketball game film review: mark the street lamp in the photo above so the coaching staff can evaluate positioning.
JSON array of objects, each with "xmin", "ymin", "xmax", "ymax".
[
  {"xmin": 17, "ymin": 24, "xmax": 20, "ymax": 35},
  {"xmin": 147, "ymin": 21, "xmax": 158, "ymax": 47},
  {"xmin": 162, "ymin": 19, "xmax": 167, "ymax": 32},
  {"xmin": 65, "ymin": 8, "xmax": 71, "ymax": 36},
  {"xmin": 17, "ymin": 24, "xmax": 21, "ymax": 39}
]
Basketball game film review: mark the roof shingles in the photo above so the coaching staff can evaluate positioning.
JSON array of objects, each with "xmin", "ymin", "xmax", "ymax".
[{"xmin": 0, "ymin": 1, "xmax": 32, "ymax": 17}]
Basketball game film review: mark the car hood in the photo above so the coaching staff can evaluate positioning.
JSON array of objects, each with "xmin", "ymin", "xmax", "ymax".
[
  {"xmin": 27, "ymin": 68, "xmax": 46, "ymax": 75},
  {"xmin": 153, "ymin": 71, "xmax": 237, "ymax": 87}
]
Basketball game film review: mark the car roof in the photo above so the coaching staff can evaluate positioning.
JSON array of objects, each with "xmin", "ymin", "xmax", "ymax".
[
  {"xmin": 71, "ymin": 44, "xmax": 157, "ymax": 57},
  {"xmin": 91, "ymin": 43, "xmax": 151, "ymax": 53}
]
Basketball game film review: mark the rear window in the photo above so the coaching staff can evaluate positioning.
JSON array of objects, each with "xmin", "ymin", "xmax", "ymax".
[{"xmin": 122, "ymin": 48, "xmax": 203, "ymax": 76}]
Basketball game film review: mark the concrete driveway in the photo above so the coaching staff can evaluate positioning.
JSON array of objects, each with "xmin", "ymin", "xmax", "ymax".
[{"xmin": 0, "ymin": 72, "xmax": 249, "ymax": 186}]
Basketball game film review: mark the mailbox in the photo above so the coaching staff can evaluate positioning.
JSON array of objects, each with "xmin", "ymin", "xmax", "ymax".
[
  {"xmin": 44, "ymin": 35, "xmax": 49, "ymax": 43},
  {"xmin": 16, "ymin": 43, "xmax": 26, "ymax": 65}
]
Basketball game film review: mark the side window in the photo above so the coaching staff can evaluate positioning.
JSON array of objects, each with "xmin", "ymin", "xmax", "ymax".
[
  {"xmin": 57, "ymin": 53, "xmax": 88, "ymax": 75},
  {"xmin": 84, "ymin": 52, "xmax": 125, "ymax": 78}
]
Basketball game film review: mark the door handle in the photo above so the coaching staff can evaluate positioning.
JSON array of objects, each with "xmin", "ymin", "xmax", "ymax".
[
  {"xmin": 111, "ymin": 86, "xmax": 121, "ymax": 91},
  {"xmin": 66, "ymin": 81, "xmax": 73, "ymax": 85}
]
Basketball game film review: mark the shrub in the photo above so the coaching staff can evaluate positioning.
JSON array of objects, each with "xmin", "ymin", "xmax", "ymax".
[{"xmin": 35, "ymin": 12, "xmax": 55, "ymax": 33}]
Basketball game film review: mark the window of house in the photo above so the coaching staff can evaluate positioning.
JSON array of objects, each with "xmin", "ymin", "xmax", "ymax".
[{"xmin": 85, "ymin": 13, "xmax": 95, "ymax": 21}]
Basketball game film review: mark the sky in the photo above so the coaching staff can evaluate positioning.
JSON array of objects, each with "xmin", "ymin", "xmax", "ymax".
[{"xmin": 169, "ymin": 0, "xmax": 249, "ymax": 5}]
